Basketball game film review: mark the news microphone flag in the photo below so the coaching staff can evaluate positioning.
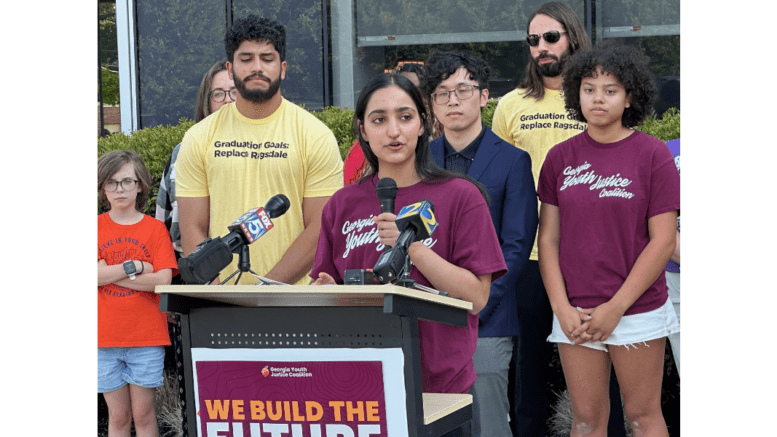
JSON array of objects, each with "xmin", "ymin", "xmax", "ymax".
[
  {"xmin": 227, "ymin": 208, "xmax": 274, "ymax": 244},
  {"xmin": 395, "ymin": 200, "xmax": 437, "ymax": 241}
]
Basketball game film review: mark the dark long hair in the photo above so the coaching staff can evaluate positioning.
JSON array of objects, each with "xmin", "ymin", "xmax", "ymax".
[
  {"xmin": 519, "ymin": 2, "xmax": 591, "ymax": 100},
  {"xmin": 353, "ymin": 73, "xmax": 489, "ymax": 204}
]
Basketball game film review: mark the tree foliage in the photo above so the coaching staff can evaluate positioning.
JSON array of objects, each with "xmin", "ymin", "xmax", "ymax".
[{"xmin": 100, "ymin": 67, "xmax": 120, "ymax": 106}]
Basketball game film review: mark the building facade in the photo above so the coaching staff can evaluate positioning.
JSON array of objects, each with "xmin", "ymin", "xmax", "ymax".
[{"xmin": 115, "ymin": 0, "xmax": 680, "ymax": 132}]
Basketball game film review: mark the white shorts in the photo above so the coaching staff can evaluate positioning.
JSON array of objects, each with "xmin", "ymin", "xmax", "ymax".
[{"xmin": 547, "ymin": 296, "xmax": 680, "ymax": 352}]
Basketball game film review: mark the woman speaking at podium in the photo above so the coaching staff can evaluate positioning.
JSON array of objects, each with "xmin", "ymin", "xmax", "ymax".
[{"xmin": 310, "ymin": 73, "xmax": 506, "ymax": 435}]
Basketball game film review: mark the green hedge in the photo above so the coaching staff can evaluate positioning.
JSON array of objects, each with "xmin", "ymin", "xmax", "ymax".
[
  {"xmin": 97, "ymin": 105, "xmax": 679, "ymax": 216},
  {"xmin": 98, "ymin": 118, "xmax": 195, "ymax": 213},
  {"xmin": 634, "ymin": 107, "xmax": 680, "ymax": 142}
]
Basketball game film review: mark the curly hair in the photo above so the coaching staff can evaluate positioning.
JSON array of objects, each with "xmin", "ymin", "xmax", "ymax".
[
  {"xmin": 421, "ymin": 50, "xmax": 491, "ymax": 96},
  {"xmin": 562, "ymin": 43, "xmax": 657, "ymax": 128},
  {"xmin": 225, "ymin": 15, "xmax": 286, "ymax": 63},
  {"xmin": 98, "ymin": 150, "xmax": 153, "ymax": 212}
]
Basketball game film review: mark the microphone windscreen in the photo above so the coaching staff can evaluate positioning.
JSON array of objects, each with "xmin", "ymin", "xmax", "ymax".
[
  {"xmin": 376, "ymin": 178, "xmax": 398, "ymax": 201},
  {"xmin": 264, "ymin": 194, "xmax": 291, "ymax": 218}
]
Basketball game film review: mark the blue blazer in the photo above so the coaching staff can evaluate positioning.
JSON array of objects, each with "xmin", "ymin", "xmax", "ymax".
[{"xmin": 430, "ymin": 127, "xmax": 538, "ymax": 337}]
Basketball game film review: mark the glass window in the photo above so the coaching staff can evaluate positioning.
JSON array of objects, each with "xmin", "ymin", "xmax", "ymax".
[
  {"xmin": 598, "ymin": 0, "xmax": 680, "ymax": 116},
  {"xmin": 349, "ymin": 0, "xmax": 585, "ymax": 101},
  {"xmin": 233, "ymin": 0, "xmax": 326, "ymax": 110},
  {"xmin": 135, "ymin": 0, "xmax": 227, "ymax": 128}
]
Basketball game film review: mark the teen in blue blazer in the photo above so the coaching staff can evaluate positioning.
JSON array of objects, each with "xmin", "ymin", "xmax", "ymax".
[{"xmin": 430, "ymin": 127, "xmax": 538, "ymax": 337}]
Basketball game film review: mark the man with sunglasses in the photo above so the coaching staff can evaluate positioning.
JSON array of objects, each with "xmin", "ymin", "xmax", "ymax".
[
  {"xmin": 424, "ymin": 50, "xmax": 537, "ymax": 437},
  {"xmin": 491, "ymin": 3, "xmax": 632, "ymax": 437}
]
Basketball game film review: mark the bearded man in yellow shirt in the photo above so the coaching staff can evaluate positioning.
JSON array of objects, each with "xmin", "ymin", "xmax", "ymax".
[{"xmin": 176, "ymin": 15, "xmax": 343, "ymax": 286}]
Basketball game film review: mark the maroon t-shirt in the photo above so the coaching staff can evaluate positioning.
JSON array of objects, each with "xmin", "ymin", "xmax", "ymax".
[
  {"xmin": 537, "ymin": 130, "xmax": 680, "ymax": 315},
  {"xmin": 312, "ymin": 175, "xmax": 507, "ymax": 394}
]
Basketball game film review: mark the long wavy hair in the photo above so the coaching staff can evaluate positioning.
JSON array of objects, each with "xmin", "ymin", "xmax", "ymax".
[
  {"xmin": 193, "ymin": 60, "xmax": 228, "ymax": 122},
  {"xmin": 354, "ymin": 73, "xmax": 489, "ymax": 204},
  {"xmin": 519, "ymin": 2, "xmax": 591, "ymax": 100}
]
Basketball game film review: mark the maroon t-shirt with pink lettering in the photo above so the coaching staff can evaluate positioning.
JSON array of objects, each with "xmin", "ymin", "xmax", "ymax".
[
  {"xmin": 537, "ymin": 130, "xmax": 680, "ymax": 315},
  {"xmin": 312, "ymin": 175, "xmax": 507, "ymax": 394}
]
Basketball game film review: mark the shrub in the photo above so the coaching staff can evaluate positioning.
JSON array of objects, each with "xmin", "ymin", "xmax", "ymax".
[
  {"xmin": 482, "ymin": 98, "xmax": 497, "ymax": 128},
  {"xmin": 97, "ymin": 118, "xmax": 195, "ymax": 214},
  {"xmin": 635, "ymin": 107, "xmax": 680, "ymax": 142},
  {"xmin": 309, "ymin": 106, "xmax": 356, "ymax": 159}
]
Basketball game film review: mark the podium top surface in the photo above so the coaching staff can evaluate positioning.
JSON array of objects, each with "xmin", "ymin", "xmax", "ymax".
[
  {"xmin": 156, "ymin": 284, "xmax": 472, "ymax": 311},
  {"xmin": 422, "ymin": 393, "xmax": 472, "ymax": 425}
]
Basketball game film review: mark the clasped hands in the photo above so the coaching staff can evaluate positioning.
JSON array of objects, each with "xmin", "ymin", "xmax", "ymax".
[{"xmin": 560, "ymin": 301, "xmax": 625, "ymax": 345}]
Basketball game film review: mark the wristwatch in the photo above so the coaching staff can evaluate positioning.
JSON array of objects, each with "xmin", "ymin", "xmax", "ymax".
[{"xmin": 123, "ymin": 260, "xmax": 137, "ymax": 280}]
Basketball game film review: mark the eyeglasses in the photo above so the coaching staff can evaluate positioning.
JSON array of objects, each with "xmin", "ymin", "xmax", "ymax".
[
  {"xmin": 104, "ymin": 179, "xmax": 138, "ymax": 192},
  {"xmin": 526, "ymin": 30, "xmax": 567, "ymax": 47},
  {"xmin": 430, "ymin": 84, "xmax": 481, "ymax": 105},
  {"xmin": 209, "ymin": 88, "xmax": 237, "ymax": 103}
]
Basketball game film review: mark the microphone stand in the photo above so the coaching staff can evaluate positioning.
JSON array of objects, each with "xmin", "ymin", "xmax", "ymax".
[
  {"xmin": 219, "ymin": 245, "xmax": 285, "ymax": 286},
  {"xmin": 392, "ymin": 251, "xmax": 448, "ymax": 297}
]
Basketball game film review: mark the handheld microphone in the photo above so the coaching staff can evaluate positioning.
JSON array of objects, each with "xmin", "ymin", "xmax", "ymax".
[
  {"xmin": 376, "ymin": 177, "xmax": 397, "ymax": 214},
  {"xmin": 373, "ymin": 199, "xmax": 437, "ymax": 284},
  {"xmin": 178, "ymin": 194, "xmax": 291, "ymax": 284},
  {"xmin": 376, "ymin": 178, "xmax": 398, "ymax": 251}
]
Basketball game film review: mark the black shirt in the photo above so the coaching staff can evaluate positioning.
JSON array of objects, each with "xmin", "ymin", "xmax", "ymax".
[{"xmin": 442, "ymin": 123, "xmax": 486, "ymax": 175}]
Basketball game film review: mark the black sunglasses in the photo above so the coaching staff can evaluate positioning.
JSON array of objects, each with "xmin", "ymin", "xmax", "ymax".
[{"xmin": 526, "ymin": 30, "xmax": 566, "ymax": 47}]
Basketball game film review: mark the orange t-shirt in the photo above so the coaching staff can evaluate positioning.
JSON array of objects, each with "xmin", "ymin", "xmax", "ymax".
[{"xmin": 98, "ymin": 213, "xmax": 178, "ymax": 347}]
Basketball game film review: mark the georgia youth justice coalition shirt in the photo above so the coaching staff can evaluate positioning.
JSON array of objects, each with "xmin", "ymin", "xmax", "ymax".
[
  {"xmin": 537, "ymin": 130, "xmax": 680, "ymax": 315},
  {"xmin": 311, "ymin": 175, "xmax": 507, "ymax": 394}
]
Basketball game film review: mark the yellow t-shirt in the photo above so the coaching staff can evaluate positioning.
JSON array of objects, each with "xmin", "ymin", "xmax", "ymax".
[
  {"xmin": 491, "ymin": 88, "xmax": 586, "ymax": 260},
  {"xmin": 176, "ymin": 99, "xmax": 343, "ymax": 284}
]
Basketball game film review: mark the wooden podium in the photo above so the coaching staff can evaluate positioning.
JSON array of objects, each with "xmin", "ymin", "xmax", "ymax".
[{"xmin": 158, "ymin": 284, "xmax": 474, "ymax": 437}]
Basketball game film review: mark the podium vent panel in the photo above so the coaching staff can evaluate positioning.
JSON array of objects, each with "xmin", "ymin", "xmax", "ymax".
[{"xmin": 189, "ymin": 306, "xmax": 404, "ymax": 349}]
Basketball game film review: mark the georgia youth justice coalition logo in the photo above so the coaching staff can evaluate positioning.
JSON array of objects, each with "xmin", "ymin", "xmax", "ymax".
[
  {"xmin": 560, "ymin": 161, "xmax": 635, "ymax": 199},
  {"xmin": 261, "ymin": 364, "xmax": 313, "ymax": 378}
]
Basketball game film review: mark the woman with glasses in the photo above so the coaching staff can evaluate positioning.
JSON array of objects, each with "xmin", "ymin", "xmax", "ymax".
[{"xmin": 156, "ymin": 61, "xmax": 236, "ymax": 255}]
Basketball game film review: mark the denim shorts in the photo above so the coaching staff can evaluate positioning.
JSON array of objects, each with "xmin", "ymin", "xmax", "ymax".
[
  {"xmin": 547, "ymin": 297, "xmax": 680, "ymax": 352},
  {"xmin": 98, "ymin": 346, "xmax": 165, "ymax": 393}
]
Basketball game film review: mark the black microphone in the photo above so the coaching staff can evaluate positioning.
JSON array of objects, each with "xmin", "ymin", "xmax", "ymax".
[
  {"xmin": 376, "ymin": 177, "xmax": 397, "ymax": 214},
  {"xmin": 376, "ymin": 178, "xmax": 397, "ymax": 251},
  {"xmin": 178, "ymin": 194, "xmax": 291, "ymax": 284}
]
